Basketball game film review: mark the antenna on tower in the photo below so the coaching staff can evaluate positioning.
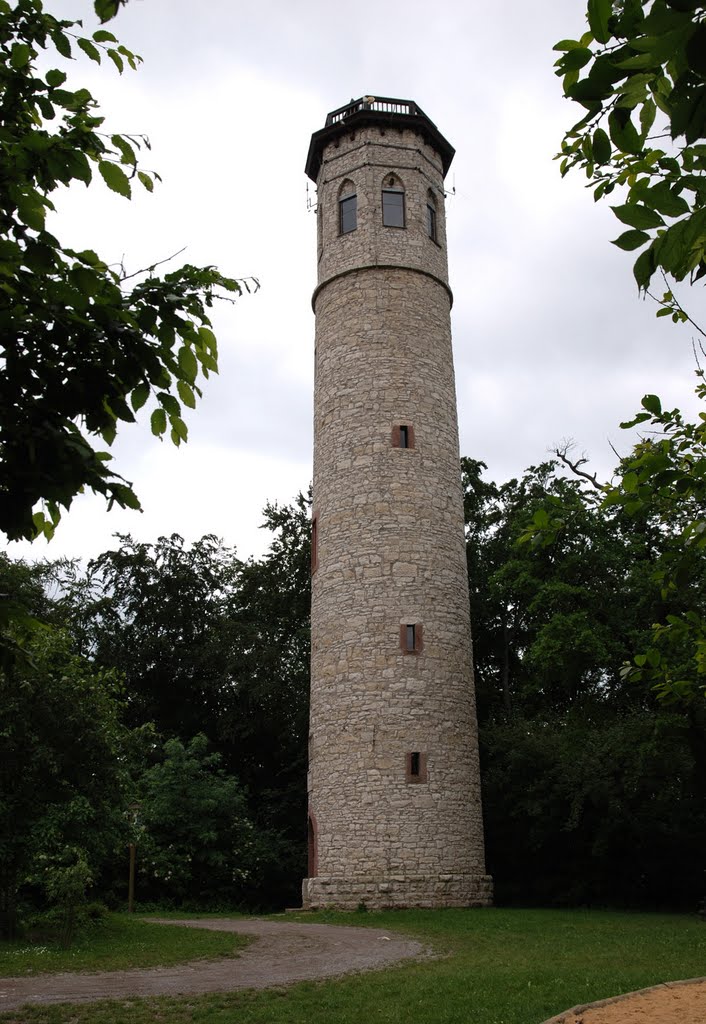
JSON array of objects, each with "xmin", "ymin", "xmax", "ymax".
[
  {"xmin": 444, "ymin": 173, "xmax": 457, "ymax": 198},
  {"xmin": 306, "ymin": 179, "xmax": 318, "ymax": 213}
]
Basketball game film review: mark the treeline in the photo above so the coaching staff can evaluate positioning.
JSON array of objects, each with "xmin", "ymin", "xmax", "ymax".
[
  {"xmin": 1, "ymin": 496, "xmax": 311, "ymax": 940},
  {"xmin": 2, "ymin": 457, "xmax": 705, "ymax": 940},
  {"xmin": 464, "ymin": 457, "xmax": 706, "ymax": 909}
]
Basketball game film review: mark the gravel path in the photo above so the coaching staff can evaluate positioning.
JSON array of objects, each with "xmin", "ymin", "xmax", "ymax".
[{"xmin": 0, "ymin": 917, "xmax": 428, "ymax": 1012}]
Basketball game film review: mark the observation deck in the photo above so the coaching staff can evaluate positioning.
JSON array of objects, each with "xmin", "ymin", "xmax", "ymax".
[{"xmin": 305, "ymin": 95, "xmax": 455, "ymax": 182}]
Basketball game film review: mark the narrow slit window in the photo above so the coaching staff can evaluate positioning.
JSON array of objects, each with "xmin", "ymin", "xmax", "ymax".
[
  {"xmin": 401, "ymin": 622, "xmax": 423, "ymax": 654},
  {"xmin": 427, "ymin": 202, "xmax": 437, "ymax": 241},
  {"xmin": 406, "ymin": 751, "xmax": 427, "ymax": 783},
  {"xmin": 311, "ymin": 513, "xmax": 318, "ymax": 573},
  {"xmin": 392, "ymin": 423, "xmax": 414, "ymax": 449},
  {"xmin": 339, "ymin": 193, "xmax": 357, "ymax": 234}
]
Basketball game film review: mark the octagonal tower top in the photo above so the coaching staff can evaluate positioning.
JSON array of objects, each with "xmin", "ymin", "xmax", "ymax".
[{"xmin": 305, "ymin": 95, "xmax": 455, "ymax": 183}]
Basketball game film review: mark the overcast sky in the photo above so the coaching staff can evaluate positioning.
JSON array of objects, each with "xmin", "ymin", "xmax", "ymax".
[{"xmin": 6, "ymin": 0, "xmax": 704, "ymax": 564}]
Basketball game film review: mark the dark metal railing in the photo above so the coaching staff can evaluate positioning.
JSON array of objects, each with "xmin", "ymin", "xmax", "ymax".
[{"xmin": 325, "ymin": 96, "xmax": 422, "ymax": 127}]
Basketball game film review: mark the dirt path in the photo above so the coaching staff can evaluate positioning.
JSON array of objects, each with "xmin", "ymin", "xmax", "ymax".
[{"xmin": 0, "ymin": 917, "xmax": 427, "ymax": 1012}]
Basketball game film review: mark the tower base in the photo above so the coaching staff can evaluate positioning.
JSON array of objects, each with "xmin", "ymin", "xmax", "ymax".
[{"xmin": 302, "ymin": 873, "xmax": 493, "ymax": 910}]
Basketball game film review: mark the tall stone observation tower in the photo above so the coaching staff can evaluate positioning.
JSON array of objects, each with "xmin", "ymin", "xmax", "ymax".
[{"xmin": 303, "ymin": 97, "xmax": 492, "ymax": 909}]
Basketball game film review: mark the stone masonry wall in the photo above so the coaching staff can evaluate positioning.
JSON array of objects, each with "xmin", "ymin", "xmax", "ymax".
[{"xmin": 304, "ymin": 114, "xmax": 491, "ymax": 909}]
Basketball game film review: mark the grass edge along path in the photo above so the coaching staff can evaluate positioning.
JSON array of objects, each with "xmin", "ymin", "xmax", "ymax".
[
  {"xmin": 0, "ymin": 914, "xmax": 248, "ymax": 977},
  {"xmin": 1, "ymin": 908, "xmax": 705, "ymax": 1024}
]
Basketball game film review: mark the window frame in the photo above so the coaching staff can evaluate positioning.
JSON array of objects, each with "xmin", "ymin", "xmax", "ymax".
[
  {"xmin": 382, "ymin": 187, "xmax": 405, "ymax": 228},
  {"xmin": 426, "ymin": 201, "xmax": 437, "ymax": 242},
  {"xmin": 339, "ymin": 192, "xmax": 357, "ymax": 234},
  {"xmin": 400, "ymin": 622, "xmax": 423, "ymax": 654},
  {"xmin": 391, "ymin": 423, "xmax": 415, "ymax": 449}
]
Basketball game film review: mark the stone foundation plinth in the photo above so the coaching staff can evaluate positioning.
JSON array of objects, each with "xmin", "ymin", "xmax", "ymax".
[{"xmin": 302, "ymin": 873, "xmax": 493, "ymax": 910}]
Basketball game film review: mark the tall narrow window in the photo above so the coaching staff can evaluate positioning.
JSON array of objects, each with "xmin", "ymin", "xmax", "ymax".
[
  {"xmin": 399, "ymin": 425, "xmax": 409, "ymax": 449},
  {"xmin": 406, "ymin": 751, "xmax": 428, "ymax": 783},
  {"xmin": 427, "ymin": 190, "xmax": 438, "ymax": 241},
  {"xmin": 311, "ymin": 513, "xmax": 318, "ymax": 573},
  {"xmin": 400, "ymin": 622, "xmax": 423, "ymax": 654},
  {"xmin": 427, "ymin": 202, "xmax": 437, "ymax": 241},
  {"xmin": 339, "ymin": 193, "xmax": 357, "ymax": 233},
  {"xmin": 382, "ymin": 188, "xmax": 405, "ymax": 227}
]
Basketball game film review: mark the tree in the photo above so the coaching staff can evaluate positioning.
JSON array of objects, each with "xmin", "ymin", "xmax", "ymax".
[
  {"xmin": 554, "ymin": 0, "xmax": 706, "ymax": 292},
  {"xmin": 0, "ymin": 620, "xmax": 127, "ymax": 938},
  {"xmin": 544, "ymin": 0, "xmax": 706, "ymax": 700},
  {"xmin": 464, "ymin": 459, "xmax": 665, "ymax": 720},
  {"xmin": 66, "ymin": 533, "xmax": 241, "ymax": 739},
  {"xmin": 137, "ymin": 735, "xmax": 264, "ymax": 906},
  {"xmin": 54, "ymin": 494, "xmax": 312, "ymax": 906},
  {"xmin": 0, "ymin": 0, "xmax": 253, "ymax": 543}
]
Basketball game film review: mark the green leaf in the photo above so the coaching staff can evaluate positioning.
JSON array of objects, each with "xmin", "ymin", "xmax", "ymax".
[
  {"xmin": 612, "ymin": 229, "xmax": 651, "ymax": 250},
  {"xmin": 178, "ymin": 345, "xmax": 198, "ymax": 384},
  {"xmin": 130, "ymin": 381, "xmax": 150, "ymax": 412},
  {"xmin": 93, "ymin": 29, "xmax": 118, "ymax": 42},
  {"xmin": 645, "ymin": 183, "xmax": 690, "ymax": 217},
  {"xmin": 170, "ymin": 416, "xmax": 188, "ymax": 443},
  {"xmin": 111, "ymin": 134, "xmax": 136, "ymax": 166},
  {"xmin": 553, "ymin": 39, "xmax": 582, "ymax": 51},
  {"xmin": 98, "ymin": 161, "xmax": 131, "ymax": 199},
  {"xmin": 592, "ymin": 127, "xmax": 612, "ymax": 163},
  {"xmin": 558, "ymin": 47, "xmax": 593, "ymax": 72},
  {"xmin": 51, "ymin": 31, "xmax": 71, "ymax": 59},
  {"xmin": 45, "ymin": 69, "xmax": 67, "ymax": 88},
  {"xmin": 587, "ymin": 0, "xmax": 612, "ymax": 44},
  {"xmin": 623, "ymin": 472, "xmax": 639, "ymax": 492},
  {"xmin": 612, "ymin": 203, "xmax": 665, "ymax": 229},
  {"xmin": 198, "ymin": 326, "xmax": 217, "ymax": 354},
  {"xmin": 150, "ymin": 408, "xmax": 167, "ymax": 437},
  {"xmin": 94, "ymin": 0, "xmax": 122, "ymax": 22},
  {"xmin": 177, "ymin": 380, "xmax": 196, "ymax": 409},
  {"xmin": 640, "ymin": 97, "xmax": 657, "ymax": 137},
  {"xmin": 137, "ymin": 171, "xmax": 154, "ymax": 192},
  {"xmin": 608, "ymin": 108, "xmax": 643, "ymax": 154},
  {"xmin": 158, "ymin": 393, "xmax": 180, "ymax": 417},
  {"xmin": 106, "ymin": 49, "xmax": 124, "ymax": 74},
  {"xmin": 16, "ymin": 195, "xmax": 46, "ymax": 231},
  {"xmin": 77, "ymin": 38, "xmax": 101, "ymax": 63},
  {"xmin": 642, "ymin": 393, "xmax": 662, "ymax": 415},
  {"xmin": 10, "ymin": 43, "xmax": 32, "ymax": 69},
  {"xmin": 685, "ymin": 23, "xmax": 706, "ymax": 76}
]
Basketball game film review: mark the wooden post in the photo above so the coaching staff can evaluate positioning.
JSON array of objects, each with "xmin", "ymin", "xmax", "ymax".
[{"xmin": 128, "ymin": 843, "xmax": 136, "ymax": 913}]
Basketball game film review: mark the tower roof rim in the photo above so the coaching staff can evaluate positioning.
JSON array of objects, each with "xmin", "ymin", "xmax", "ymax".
[{"xmin": 305, "ymin": 96, "xmax": 455, "ymax": 182}]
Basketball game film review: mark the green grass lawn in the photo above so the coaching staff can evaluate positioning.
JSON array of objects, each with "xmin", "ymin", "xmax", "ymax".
[
  {"xmin": 1, "ymin": 908, "xmax": 705, "ymax": 1024},
  {"xmin": 0, "ymin": 913, "xmax": 247, "ymax": 977}
]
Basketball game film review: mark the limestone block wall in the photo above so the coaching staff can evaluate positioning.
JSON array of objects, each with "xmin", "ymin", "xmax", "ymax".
[{"xmin": 304, "ymin": 109, "xmax": 492, "ymax": 909}]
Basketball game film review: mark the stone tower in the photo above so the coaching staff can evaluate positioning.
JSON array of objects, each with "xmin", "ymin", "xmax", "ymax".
[{"xmin": 303, "ymin": 97, "xmax": 492, "ymax": 909}]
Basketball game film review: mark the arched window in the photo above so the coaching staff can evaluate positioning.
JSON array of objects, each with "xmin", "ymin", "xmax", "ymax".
[
  {"xmin": 426, "ymin": 190, "xmax": 438, "ymax": 242},
  {"xmin": 382, "ymin": 173, "xmax": 405, "ymax": 228},
  {"xmin": 338, "ymin": 179, "xmax": 357, "ymax": 234}
]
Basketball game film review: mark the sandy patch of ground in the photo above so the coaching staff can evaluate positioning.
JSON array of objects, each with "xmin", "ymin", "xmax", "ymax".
[{"xmin": 542, "ymin": 977, "xmax": 706, "ymax": 1024}]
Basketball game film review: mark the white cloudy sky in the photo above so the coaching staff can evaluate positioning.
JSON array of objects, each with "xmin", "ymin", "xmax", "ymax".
[{"xmin": 6, "ymin": 0, "xmax": 704, "ymax": 563}]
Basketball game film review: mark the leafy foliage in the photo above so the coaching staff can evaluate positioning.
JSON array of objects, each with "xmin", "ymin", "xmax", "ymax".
[
  {"xmin": 0, "ymin": 622, "xmax": 127, "ymax": 938},
  {"xmin": 0, "ymin": 0, "xmax": 252, "ymax": 542},
  {"xmin": 554, "ymin": 0, "xmax": 706, "ymax": 291},
  {"xmin": 469, "ymin": 460, "xmax": 706, "ymax": 907},
  {"xmin": 137, "ymin": 735, "xmax": 261, "ymax": 906}
]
